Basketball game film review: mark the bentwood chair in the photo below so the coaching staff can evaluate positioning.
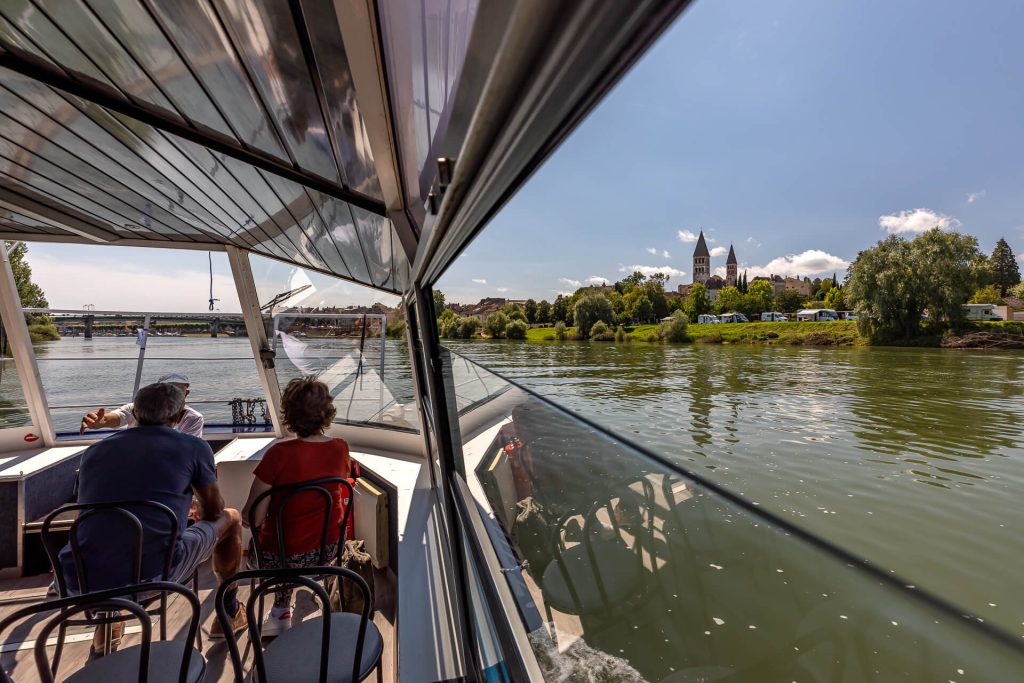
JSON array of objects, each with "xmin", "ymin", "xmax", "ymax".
[
  {"xmin": 216, "ymin": 566, "xmax": 383, "ymax": 683},
  {"xmin": 247, "ymin": 477, "xmax": 355, "ymax": 617},
  {"xmin": 0, "ymin": 581, "xmax": 205, "ymax": 683},
  {"xmin": 40, "ymin": 501, "xmax": 202, "ymax": 673}
]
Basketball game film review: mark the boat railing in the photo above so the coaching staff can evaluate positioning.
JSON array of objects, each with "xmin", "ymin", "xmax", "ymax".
[{"xmin": 440, "ymin": 346, "xmax": 1024, "ymax": 681}]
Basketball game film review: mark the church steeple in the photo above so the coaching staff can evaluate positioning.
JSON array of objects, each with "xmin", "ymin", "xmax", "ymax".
[
  {"xmin": 692, "ymin": 230, "xmax": 710, "ymax": 283},
  {"xmin": 726, "ymin": 243, "xmax": 738, "ymax": 287}
]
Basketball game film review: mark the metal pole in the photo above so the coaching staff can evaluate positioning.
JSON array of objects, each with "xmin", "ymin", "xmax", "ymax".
[
  {"xmin": 379, "ymin": 314, "xmax": 385, "ymax": 415},
  {"xmin": 132, "ymin": 315, "xmax": 150, "ymax": 397}
]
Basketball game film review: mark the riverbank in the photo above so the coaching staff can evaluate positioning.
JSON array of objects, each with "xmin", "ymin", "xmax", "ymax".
[{"xmin": 521, "ymin": 320, "xmax": 1024, "ymax": 347}]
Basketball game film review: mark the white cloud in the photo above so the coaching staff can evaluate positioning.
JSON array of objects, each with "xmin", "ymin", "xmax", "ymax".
[
  {"xmin": 741, "ymin": 250, "xmax": 850, "ymax": 278},
  {"xmin": 879, "ymin": 208, "xmax": 959, "ymax": 234},
  {"xmin": 471, "ymin": 278, "xmax": 487, "ymax": 284},
  {"xmin": 497, "ymin": 287, "xmax": 509, "ymax": 293},
  {"xmin": 707, "ymin": 237, "xmax": 717, "ymax": 243},
  {"xmin": 1018, "ymin": 252, "xmax": 1024, "ymax": 263},
  {"xmin": 558, "ymin": 277, "xmax": 582, "ymax": 288},
  {"xmin": 618, "ymin": 264, "xmax": 686, "ymax": 280},
  {"xmin": 746, "ymin": 236, "xmax": 755, "ymax": 243},
  {"xmin": 745, "ymin": 236, "xmax": 762, "ymax": 247},
  {"xmin": 645, "ymin": 247, "xmax": 658, "ymax": 255},
  {"xmin": 585, "ymin": 276, "xmax": 608, "ymax": 285},
  {"xmin": 677, "ymin": 229, "xmax": 697, "ymax": 243},
  {"xmin": 967, "ymin": 190, "xmax": 986, "ymax": 204},
  {"xmin": 710, "ymin": 246, "xmax": 727, "ymax": 257},
  {"xmin": 661, "ymin": 250, "xmax": 671, "ymax": 259}
]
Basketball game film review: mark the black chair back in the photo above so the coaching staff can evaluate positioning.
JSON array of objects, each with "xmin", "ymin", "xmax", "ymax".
[
  {"xmin": 248, "ymin": 477, "xmax": 354, "ymax": 568},
  {"xmin": 216, "ymin": 566, "xmax": 373, "ymax": 683},
  {"xmin": 41, "ymin": 500, "xmax": 179, "ymax": 595},
  {"xmin": 0, "ymin": 581, "xmax": 202, "ymax": 683}
]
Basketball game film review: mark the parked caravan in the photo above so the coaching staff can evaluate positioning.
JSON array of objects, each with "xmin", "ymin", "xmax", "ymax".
[
  {"xmin": 797, "ymin": 308, "xmax": 838, "ymax": 322},
  {"xmin": 760, "ymin": 312, "xmax": 788, "ymax": 322},
  {"xmin": 697, "ymin": 314, "xmax": 721, "ymax": 324},
  {"xmin": 963, "ymin": 304, "xmax": 1002, "ymax": 321},
  {"xmin": 719, "ymin": 312, "xmax": 749, "ymax": 323}
]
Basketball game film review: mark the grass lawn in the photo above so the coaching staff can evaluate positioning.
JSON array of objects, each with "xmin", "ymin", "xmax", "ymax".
[{"xmin": 525, "ymin": 321, "xmax": 863, "ymax": 345}]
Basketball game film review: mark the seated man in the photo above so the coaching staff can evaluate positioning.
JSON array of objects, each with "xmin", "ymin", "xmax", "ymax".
[
  {"xmin": 79, "ymin": 372, "xmax": 204, "ymax": 437},
  {"xmin": 59, "ymin": 382, "xmax": 246, "ymax": 651}
]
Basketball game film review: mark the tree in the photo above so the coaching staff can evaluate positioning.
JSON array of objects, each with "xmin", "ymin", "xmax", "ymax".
[
  {"xmin": 8, "ymin": 242, "xmax": 48, "ymax": 308},
  {"xmin": 615, "ymin": 271, "xmax": 645, "ymax": 294},
  {"xmin": 989, "ymin": 238, "xmax": 1021, "ymax": 296},
  {"xmin": 714, "ymin": 286, "xmax": 743, "ymax": 314},
  {"xmin": 969, "ymin": 284, "xmax": 1005, "ymax": 305},
  {"xmin": 437, "ymin": 308, "xmax": 459, "ymax": 337},
  {"xmin": 432, "ymin": 289, "xmax": 446, "ymax": 317},
  {"xmin": 658, "ymin": 311, "xmax": 689, "ymax": 342},
  {"xmin": 484, "ymin": 312, "xmax": 508, "ymax": 338},
  {"xmin": 574, "ymin": 294, "xmax": 615, "ymax": 338},
  {"xmin": 536, "ymin": 300, "xmax": 552, "ymax": 324},
  {"xmin": 683, "ymin": 283, "xmax": 712, "ymax": 322},
  {"xmin": 774, "ymin": 289, "xmax": 804, "ymax": 313},
  {"xmin": 814, "ymin": 278, "xmax": 834, "ymax": 301},
  {"xmin": 742, "ymin": 279, "xmax": 774, "ymax": 316},
  {"xmin": 622, "ymin": 289, "xmax": 653, "ymax": 324},
  {"xmin": 500, "ymin": 303, "xmax": 526, "ymax": 322},
  {"xmin": 589, "ymin": 320, "xmax": 614, "ymax": 341},
  {"xmin": 847, "ymin": 229, "xmax": 985, "ymax": 339},
  {"xmin": 505, "ymin": 319, "xmax": 527, "ymax": 339},
  {"xmin": 643, "ymin": 280, "xmax": 669, "ymax": 320},
  {"xmin": 457, "ymin": 317, "xmax": 480, "ymax": 339},
  {"xmin": 823, "ymin": 286, "xmax": 847, "ymax": 310},
  {"xmin": 524, "ymin": 299, "xmax": 538, "ymax": 324},
  {"xmin": 1010, "ymin": 283, "xmax": 1024, "ymax": 300},
  {"xmin": 552, "ymin": 295, "xmax": 568, "ymax": 323}
]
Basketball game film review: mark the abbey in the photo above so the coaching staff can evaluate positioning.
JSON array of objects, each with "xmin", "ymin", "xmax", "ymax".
[{"xmin": 678, "ymin": 230, "xmax": 737, "ymax": 301}]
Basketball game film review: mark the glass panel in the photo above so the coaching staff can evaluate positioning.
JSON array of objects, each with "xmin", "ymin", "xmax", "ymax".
[
  {"xmin": 351, "ymin": 205, "xmax": 393, "ymax": 289},
  {"xmin": 86, "ymin": 0, "xmax": 236, "ymax": 139},
  {"xmin": 147, "ymin": 0, "xmax": 287, "ymax": 161},
  {"xmin": 38, "ymin": 311, "xmax": 269, "ymax": 435},
  {"xmin": 214, "ymin": 0, "xmax": 339, "ymax": 183},
  {"xmin": 249, "ymin": 254, "xmax": 417, "ymax": 432},
  {"xmin": 300, "ymin": 0, "xmax": 382, "ymax": 199},
  {"xmin": 0, "ymin": 333, "xmax": 32, "ymax": 429},
  {"xmin": 443, "ymin": 349, "xmax": 1024, "ymax": 682},
  {"xmin": 0, "ymin": 3, "xmax": 115, "ymax": 87}
]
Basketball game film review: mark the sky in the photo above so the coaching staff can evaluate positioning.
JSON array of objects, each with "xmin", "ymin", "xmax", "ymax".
[
  {"xmin": 436, "ymin": 0, "xmax": 1024, "ymax": 303},
  {"xmin": 19, "ymin": 0, "xmax": 1024, "ymax": 309}
]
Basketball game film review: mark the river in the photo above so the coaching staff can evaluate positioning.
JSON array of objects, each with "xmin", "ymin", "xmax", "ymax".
[
  {"xmin": 446, "ymin": 340, "xmax": 1024, "ymax": 639},
  {"xmin": 2, "ymin": 337, "xmax": 1023, "ymax": 639}
]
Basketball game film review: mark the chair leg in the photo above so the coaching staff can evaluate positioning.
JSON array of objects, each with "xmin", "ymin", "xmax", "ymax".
[
  {"xmin": 193, "ymin": 569, "xmax": 203, "ymax": 650},
  {"xmin": 51, "ymin": 621, "xmax": 67, "ymax": 676}
]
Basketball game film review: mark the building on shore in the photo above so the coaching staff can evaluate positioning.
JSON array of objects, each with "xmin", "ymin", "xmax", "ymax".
[{"xmin": 677, "ymin": 230, "xmax": 738, "ymax": 303}]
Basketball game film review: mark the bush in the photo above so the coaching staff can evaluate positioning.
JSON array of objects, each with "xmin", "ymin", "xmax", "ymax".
[
  {"xmin": 614, "ymin": 325, "xmax": 628, "ymax": 342},
  {"xmin": 658, "ymin": 311, "xmax": 689, "ymax": 342},
  {"xmin": 553, "ymin": 321, "xmax": 568, "ymax": 341},
  {"xmin": 505, "ymin": 319, "xmax": 528, "ymax": 339},
  {"xmin": 385, "ymin": 320, "xmax": 406, "ymax": 339},
  {"xmin": 484, "ymin": 311, "xmax": 509, "ymax": 338},
  {"xmin": 27, "ymin": 322, "xmax": 59, "ymax": 342},
  {"xmin": 589, "ymin": 320, "xmax": 614, "ymax": 341},
  {"xmin": 644, "ymin": 333, "xmax": 658, "ymax": 343},
  {"xmin": 574, "ymin": 295, "xmax": 615, "ymax": 338}
]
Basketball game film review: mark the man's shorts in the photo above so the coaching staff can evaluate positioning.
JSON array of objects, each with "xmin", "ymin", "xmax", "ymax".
[{"xmin": 169, "ymin": 520, "xmax": 219, "ymax": 582}]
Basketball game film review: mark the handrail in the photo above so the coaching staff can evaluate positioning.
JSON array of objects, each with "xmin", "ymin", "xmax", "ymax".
[
  {"xmin": 23, "ymin": 308, "xmax": 244, "ymax": 318},
  {"xmin": 442, "ymin": 345, "xmax": 1024, "ymax": 658}
]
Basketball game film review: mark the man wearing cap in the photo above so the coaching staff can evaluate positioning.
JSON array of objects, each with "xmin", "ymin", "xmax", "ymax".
[{"xmin": 80, "ymin": 372, "xmax": 204, "ymax": 437}]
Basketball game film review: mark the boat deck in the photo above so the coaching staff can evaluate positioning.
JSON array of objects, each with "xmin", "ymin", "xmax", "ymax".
[{"xmin": 0, "ymin": 563, "xmax": 396, "ymax": 682}]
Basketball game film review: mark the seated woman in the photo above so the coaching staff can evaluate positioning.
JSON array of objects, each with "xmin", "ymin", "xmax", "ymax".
[{"xmin": 242, "ymin": 377, "xmax": 352, "ymax": 636}]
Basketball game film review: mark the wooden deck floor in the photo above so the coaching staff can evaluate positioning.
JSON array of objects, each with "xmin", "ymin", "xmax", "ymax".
[{"xmin": 0, "ymin": 564, "xmax": 396, "ymax": 682}]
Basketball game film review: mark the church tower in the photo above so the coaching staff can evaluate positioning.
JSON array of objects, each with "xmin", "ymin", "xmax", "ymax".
[
  {"xmin": 726, "ymin": 244, "xmax": 737, "ymax": 287},
  {"xmin": 692, "ymin": 231, "xmax": 710, "ymax": 284}
]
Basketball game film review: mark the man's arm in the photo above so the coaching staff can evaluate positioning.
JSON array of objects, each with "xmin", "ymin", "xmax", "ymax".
[
  {"xmin": 193, "ymin": 482, "xmax": 226, "ymax": 522},
  {"xmin": 79, "ymin": 407, "xmax": 124, "ymax": 434}
]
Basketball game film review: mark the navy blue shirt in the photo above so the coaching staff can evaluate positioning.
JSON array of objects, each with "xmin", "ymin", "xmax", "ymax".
[{"xmin": 59, "ymin": 426, "xmax": 217, "ymax": 592}]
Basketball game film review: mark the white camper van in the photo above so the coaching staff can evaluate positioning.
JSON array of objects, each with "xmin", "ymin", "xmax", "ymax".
[
  {"xmin": 963, "ymin": 304, "xmax": 1003, "ymax": 321},
  {"xmin": 760, "ymin": 312, "xmax": 788, "ymax": 322},
  {"xmin": 797, "ymin": 308, "xmax": 838, "ymax": 322}
]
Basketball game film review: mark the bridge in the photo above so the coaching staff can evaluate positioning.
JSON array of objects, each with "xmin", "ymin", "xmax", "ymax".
[{"xmin": 24, "ymin": 309, "xmax": 247, "ymax": 339}]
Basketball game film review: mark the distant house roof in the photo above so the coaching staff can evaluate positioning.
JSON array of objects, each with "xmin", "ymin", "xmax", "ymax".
[
  {"xmin": 694, "ymin": 231, "xmax": 710, "ymax": 258},
  {"xmin": 726, "ymin": 244, "xmax": 737, "ymax": 264}
]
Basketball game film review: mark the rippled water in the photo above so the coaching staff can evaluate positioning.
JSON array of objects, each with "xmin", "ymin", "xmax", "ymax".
[{"xmin": 447, "ymin": 341, "xmax": 1024, "ymax": 636}]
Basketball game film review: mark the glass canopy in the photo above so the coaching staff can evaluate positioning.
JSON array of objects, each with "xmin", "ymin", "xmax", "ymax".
[{"xmin": 0, "ymin": 0, "xmax": 410, "ymax": 293}]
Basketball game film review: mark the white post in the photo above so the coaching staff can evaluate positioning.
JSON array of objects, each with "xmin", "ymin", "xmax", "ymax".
[
  {"xmin": 132, "ymin": 314, "xmax": 150, "ymax": 397},
  {"xmin": 225, "ymin": 246, "xmax": 283, "ymax": 436},
  {"xmin": 0, "ymin": 243, "xmax": 55, "ymax": 445}
]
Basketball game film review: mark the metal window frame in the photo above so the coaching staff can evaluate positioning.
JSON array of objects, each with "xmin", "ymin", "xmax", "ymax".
[
  {"xmin": 0, "ymin": 241, "xmax": 54, "ymax": 446},
  {"xmin": 226, "ymin": 245, "xmax": 284, "ymax": 437}
]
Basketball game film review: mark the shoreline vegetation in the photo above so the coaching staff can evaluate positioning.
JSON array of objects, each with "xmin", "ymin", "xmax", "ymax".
[{"xmin": 431, "ymin": 229, "xmax": 1024, "ymax": 350}]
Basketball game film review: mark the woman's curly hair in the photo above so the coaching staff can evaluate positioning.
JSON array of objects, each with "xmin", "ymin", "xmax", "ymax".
[{"xmin": 280, "ymin": 377, "xmax": 336, "ymax": 437}]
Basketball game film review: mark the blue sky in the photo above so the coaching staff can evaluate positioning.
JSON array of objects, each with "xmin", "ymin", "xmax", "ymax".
[
  {"xmin": 21, "ymin": 0, "xmax": 1024, "ymax": 309},
  {"xmin": 436, "ymin": 0, "xmax": 1024, "ymax": 303}
]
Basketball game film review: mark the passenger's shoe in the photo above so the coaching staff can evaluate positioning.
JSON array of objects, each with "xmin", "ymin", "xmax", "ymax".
[
  {"xmin": 91, "ymin": 621, "xmax": 124, "ymax": 655},
  {"xmin": 261, "ymin": 609, "xmax": 292, "ymax": 637},
  {"xmin": 210, "ymin": 605, "xmax": 248, "ymax": 641}
]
